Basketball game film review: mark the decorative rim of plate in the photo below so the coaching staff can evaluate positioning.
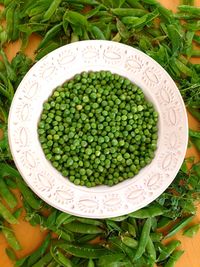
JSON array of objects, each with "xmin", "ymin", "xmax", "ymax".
[{"xmin": 8, "ymin": 40, "xmax": 188, "ymax": 218}]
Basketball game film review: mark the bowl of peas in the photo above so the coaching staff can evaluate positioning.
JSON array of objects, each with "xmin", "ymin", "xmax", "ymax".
[{"xmin": 8, "ymin": 40, "xmax": 188, "ymax": 218}]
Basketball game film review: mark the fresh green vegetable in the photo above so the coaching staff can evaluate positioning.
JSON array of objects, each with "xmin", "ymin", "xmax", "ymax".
[
  {"xmin": 0, "ymin": 0, "xmax": 200, "ymax": 266},
  {"xmin": 183, "ymin": 224, "xmax": 200, "ymax": 237}
]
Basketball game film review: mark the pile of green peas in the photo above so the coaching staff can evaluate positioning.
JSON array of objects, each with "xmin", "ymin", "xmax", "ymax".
[{"xmin": 38, "ymin": 71, "xmax": 158, "ymax": 187}]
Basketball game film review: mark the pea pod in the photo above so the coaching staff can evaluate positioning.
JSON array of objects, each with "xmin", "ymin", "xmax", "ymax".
[
  {"xmin": 129, "ymin": 204, "xmax": 165, "ymax": 218},
  {"xmin": 27, "ymin": 234, "xmax": 51, "ymax": 267},
  {"xmin": 164, "ymin": 250, "xmax": 184, "ymax": 267},
  {"xmin": 165, "ymin": 216, "xmax": 194, "ymax": 239},
  {"xmin": 46, "ymin": 210, "xmax": 58, "ymax": 229},
  {"xmin": 111, "ymin": 8, "xmax": 147, "ymax": 17},
  {"xmin": 50, "ymin": 247, "xmax": 72, "ymax": 267},
  {"xmin": 0, "ymin": 201, "xmax": 18, "ymax": 224},
  {"xmin": 98, "ymin": 253, "xmax": 126, "ymax": 266},
  {"xmin": 65, "ymin": 0, "xmax": 99, "ymax": 5},
  {"xmin": 2, "ymin": 227, "xmax": 21, "ymax": 250},
  {"xmin": 150, "ymin": 232, "xmax": 163, "ymax": 242},
  {"xmin": 32, "ymin": 253, "xmax": 53, "ymax": 267},
  {"xmin": 16, "ymin": 179, "xmax": 41, "ymax": 210},
  {"xmin": 35, "ymin": 42, "xmax": 61, "ymax": 60},
  {"xmin": 5, "ymin": 247, "xmax": 17, "ymax": 261},
  {"xmin": 57, "ymin": 242, "xmax": 112, "ymax": 258},
  {"xmin": 183, "ymin": 224, "xmax": 200, "ymax": 237},
  {"xmin": 121, "ymin": 236, "xmax": 138, "ymax": 248},
  {"xmin": 12, "ymin": 4, "xmax": 20, "ymax": 41},
  {"xmin": 37, "ymin": 23, "xmax": 63, "ymax": 50},
  {"xmin": 0, "ymin": 50, "xmax": 16, "ymax": 82},
  {"xmin": 64, "ymin": 221, "xmax": 104, "ymax": 234},
  {"xmin": 146, "ymin": 237, "xmax": 156, "ymax": 261},
  {"xmin": 167, "ymin": 24, "xmax": 183, "ymax": 54},
  {"xmin": 5, "ymin": 1, "xmax": 16, "ymax": 40},
  {"xmin": 134, "ymin": 218, "xmax": 152, "ymax": 260},
  {"xmin": 157, "ymin": 240, "xmax": 181, "ymax": 262},
  {"xmin": 55, "ymin": 212, "xmax": 73, "ymax": 227},
  {"xmin": 63, "ymin": 10, "xmax": 88, "ymax": 27},
  {"xmin": 90, "ymin": 25, "xmax": 106, "ymax": 40},
  {"xmin": 76, "ymin": 217, "xmax": 104, "ymax": 227},
  {"xmin": 178, "ymin": 5, "xmax": 200, "ymax": 16},
  {"xmin": 43, "ymin": 0, "xmax": 62, "ymax": 22},
  {"xmin": 0, "ymin": 178, "xmax": 17, "ymax": 208},
  {"xmin": 49, "ymin": 226, "xmax": 74, "ymax": 241},
  {"xmin": 77, "ymin": 234, "xmax": 99, "ymax": 243},
  {"xmin": 13, "ymin": 208, "xmax": 23, "ymax": 220},
  {"xmin": 126, "ymin": 0, "xmax": 145, "ymax": 9}
]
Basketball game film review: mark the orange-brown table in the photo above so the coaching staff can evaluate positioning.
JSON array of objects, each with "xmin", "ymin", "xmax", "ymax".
[{"xmin": 0, "ymin": 1, "xmax": 200, "ymax": 266}]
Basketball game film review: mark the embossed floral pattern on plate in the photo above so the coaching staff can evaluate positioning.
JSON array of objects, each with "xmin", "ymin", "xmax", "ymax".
[{"xmin": 8, "ymin": 40, "xmax": 188, "ymax": 218}]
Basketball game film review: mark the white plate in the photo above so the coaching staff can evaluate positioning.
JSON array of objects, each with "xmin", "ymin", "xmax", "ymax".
[{"xmin": 8, "ymin": 40, "xmax": 188, "ymax": 218}]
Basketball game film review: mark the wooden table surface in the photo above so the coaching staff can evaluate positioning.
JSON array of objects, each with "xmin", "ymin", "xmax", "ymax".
[{"xmin": 0, "ymin": 1, "xmax": 200, "ymax": 266}]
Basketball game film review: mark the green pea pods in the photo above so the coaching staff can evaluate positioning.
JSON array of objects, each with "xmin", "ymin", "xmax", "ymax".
[
  {"xmin": 121, "ymin": 236, "xmax": 138, "ymax": 248},
  {"xmin": 134, "ymin": 218, "xmax": 152, "ymax": 260},
  {"xmin": 111, "ymin": 8, "xmax": 147, "ymax": 17},
  {"xmin": 32, "ymin": 253, "xmax": 53, "ymax": 267},
  {"xmin": 64, "ymin": 221, "xmax": 104, "ymax": 234},
  {"xmin": 5, "ymin": 1, "xmax": 16, "ymax": 40},
  {"xmin": 46, "ymin": 210, "xmax": 58, "ymax": 229},
  {"xmin": 85, "ymin": 5, "xmax": 102, "ymax": 19},
  {"xmin": 37, "ymin": 22, "xmax": 63, "ymax": 50},
  {"xmin": 56, "ymin": 242, "xmax": 112, "ymax": 259},
  {"xmin": 0, "ymin": 50, "xmax": 16, "ymax": 82},
  {"xmin": 63, "ymin": 10, "xmax": 88, "ymax": 27},
  {"xmin": 27, "ymin": 234, "xmax": 51, "ymax": 267},
  {"xmin": 49, "ymin": 226, "xmax": 74, "ymax": 242},
  {"xmin": 0, "ymin": 179, "xmax": 17, "ymax": 208},
  {"xmin": 98, "ymin": 253, "xmax": 126, "ymax": 266},
  {"xmin": 157, "ymin": 240, "xmax": 181, "ymax": 262},
  {"xmin": 178, "ymin": 5, "xmax": 200, "ymax": 16},
  {"xmin": 116, "ymin": 18, "xmax": 129, "ymax": 39},
  {"xmin": 12, "ymin": 4, "xmax": 20, "ymax": 41},
  {"xmin": 43, "ymin": 0, "xmax": 62, "ymax": 22},
  {"xmin": 125, "ymin": 0, "xmax": 145, "ymax": 9},
  {"xmin": 50, "ymin": 247, "xmax": 73, "ymax": 267},
  {"xmin": 2, "ymin": 227, "xmax": 21, "ymax": 250},
  {"xmin": 76, "ymin": 217, "xmax": 104, "ymax": 227},
  {"xmin": 146, "ymin": 237, "xmax": 156, "ymax": 262},
  {"xmin": 0, "ymin": 201, "xmax": 18, "ymax": 224},
  {"xmin": 64, "ymin": 0, "xmax": 99, "ymax": 5},
  {"xmin": 90, "ymin": 25, "xmax": 106, "ymax": 40},
  {"xmin": 13, "ymin": 208, "xmax": 23, "ymax": 220},
  {"xmin": 149, "ymin": 232, "xmax": 163, "ymax": 242},
  {"xmin": 16, "ymin": 179, "xmax": 41, "ymax": 210},
  {"xmin": 183, "ymin": 224, "xmax": 200, "ymax": 237},
  {"xmin": 165, "ymin": 216, "xmax": 194, "ymax": 239},
  {"xmin": 129, "ymin": 204, "xmax": 165, "ymax": 218},
  {"xmin": 5, "ymin": 247, "xmax": 17, "ymax": 261},
  {"xmin": 55, "ymin": 212, "xmax": 73, "ymax": 227},
  {"xmin": 163, "ymin": 250, "xmax": 184, "ymax": 267}
]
